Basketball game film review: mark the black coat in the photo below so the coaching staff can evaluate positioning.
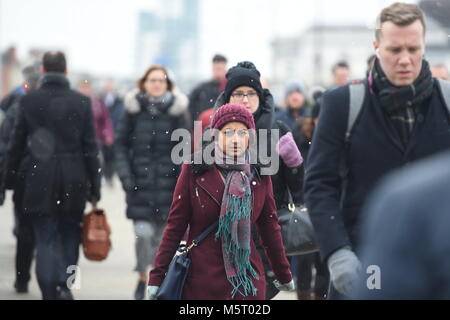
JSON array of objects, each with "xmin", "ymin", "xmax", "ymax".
[
  {"xmin": 270, "ymin": 119, "xmax": 304, "ymax": 208},
  {"xmin": 356, "ymin": 150, "xmax": 450, "ymax": 299},
  {"xmin": 188, "ymin": 80, "xmax": 221, "ymax": 126},
  {"xmin": 115, "ymin": 89, "xmax": 189, "ymax": 222},
  {"xmin": 212, "ymin": 89, "xmax": 304, "ymax": 210},
  {"xmin": 4, "ymin": 73, "xmax": 101, "ymax": 216},
  {"xmin": 0, "ymin": 90, "xmax": 23, "ymax": 184},
  {"xmin": 0, "ymin": 89, "xmax": 25, "ymax": 204},
  {"xmin": 292, "ymin": 123, "xmax": 313, "ymax": 204},
  {"xmin": 0, "ymin": 93, "xmax": 27, "ymax": 207},
  {"xmin": 305, "ymin": 80, "xmax": 450, "ymax": 261}
]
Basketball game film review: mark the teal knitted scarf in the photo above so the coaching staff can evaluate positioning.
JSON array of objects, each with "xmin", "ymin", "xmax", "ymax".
[{"xmin": 214, "ymin": 144, "xmax": 258, "ymax": 298}]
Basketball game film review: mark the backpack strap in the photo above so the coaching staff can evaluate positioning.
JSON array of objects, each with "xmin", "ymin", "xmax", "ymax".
[
  {"xmin": 346, "ymin": 81, "xmax": 366, "ymax": 141},
  {"xmin": 436, "ymin": 78, "xmax": 450, "ymax": 117}
]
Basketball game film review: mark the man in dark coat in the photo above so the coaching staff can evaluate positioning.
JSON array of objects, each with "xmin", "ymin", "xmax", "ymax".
[
  {"xmin": 305, "ymin": 3, "xmax": 450, "ymax": 299},
  {"xmin": 187, "ymin": 54, "xmax": 227, "ymax": 129},
  {"xmin": 355, "ymin": 150, "xmax": 450, "ymax": 299},
  {"xmin": 3, "ymin": 51, "xmax": 101, "ymax": 300},
  {"xmin": 0, "ymin": 65, "xmax": 40, "ymax": 294}
]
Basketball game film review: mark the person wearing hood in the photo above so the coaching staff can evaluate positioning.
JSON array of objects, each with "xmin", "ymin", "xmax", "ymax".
[
  {"xmin": 148, "ymin": 104, "xmax": 294, "ymax": 300},
  {"xmin": 275, "ymin": 82, "xmax": 310, "ymax": 130},
  {"xmin": 115, "ymin": 64, "xmax": 189, "ymax": 300},
  {"xmin": 305, "ymin": 2, "xmax": 450, "ymax": 299},
  {"xmin": 211, "ymin": 61, "xmax": 304, "ymax": 299}
]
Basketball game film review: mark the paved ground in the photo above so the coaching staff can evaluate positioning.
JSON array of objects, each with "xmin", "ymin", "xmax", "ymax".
[{"xmin": 0, "ymin": 176, "xmax": 296, "ymax": 300}]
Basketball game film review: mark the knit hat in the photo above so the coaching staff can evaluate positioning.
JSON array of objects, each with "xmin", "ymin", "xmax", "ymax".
[
  {"xmin": 224, "ymin": 61, "xmax": 263, "ymax": 103},
  {"xmin": 285, "ymin": 82, "xmax": 306, "ymax": 99},
  {"xmin": 211, "ymin": 104, "xmax": 256, "ymax": 131}
]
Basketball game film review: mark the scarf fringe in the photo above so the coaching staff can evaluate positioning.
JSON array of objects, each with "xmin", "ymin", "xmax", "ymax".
[{"xmin": 216, "ymin": 192, "xmax": 258, "ymax": 298}]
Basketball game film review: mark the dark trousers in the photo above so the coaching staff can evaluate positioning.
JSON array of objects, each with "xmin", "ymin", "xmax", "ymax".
[
  {"xmin": 296, "ymin": 252, "xmax": 330, "ymax": 299},
  {"xmin": 101, "ymin": 144, "xmax": 115, "ymax": 183},
  {"xmin": 31, "ymin": 212, "xmax": 82, "ymax": 300},
  {"xmin": 14, "ymin": 211, "xmax": 35, "ymax": 284},
  {"xmin": 13, "ymin": 180, "xmax": 35, "ymax": 285}
]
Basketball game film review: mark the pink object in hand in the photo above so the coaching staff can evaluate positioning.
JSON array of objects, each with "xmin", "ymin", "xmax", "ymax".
[{"xmin": 276, "ymin": 132, "xmax": 303, "ymax": 168}]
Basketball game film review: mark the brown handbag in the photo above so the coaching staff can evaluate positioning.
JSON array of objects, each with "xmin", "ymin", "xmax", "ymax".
[{"xmin": 82, "ymin": 206, "xmax": 112, "ymax": 261}]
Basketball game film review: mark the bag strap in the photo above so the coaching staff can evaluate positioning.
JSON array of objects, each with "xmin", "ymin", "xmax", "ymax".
[
  {"xmin": 346, "ymin": 81, "xmax": 366, "ymax": 142},
  {"xmin": 436, "ymin": 78, "xmax": 450, "ymax": 117},
  {"xmin": 285, "ymin": 186, "xmax": 296, "ymax": 213},
  {"xmin": 186, "ymin": 220, "xmax": 219, "ymax": 252}
]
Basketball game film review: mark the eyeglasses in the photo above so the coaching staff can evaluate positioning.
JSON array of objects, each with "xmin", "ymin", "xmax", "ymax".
[
  {"xmin": 230, "ymin": 91, "xmax": 258, "ymax": 101},
  {"xmin": 222, "ymin": 129, "xmax": 250, "ymax": 138},
  {"xmin": 146, "ymin": 78, "xmax": 166, "ymax": 84}
]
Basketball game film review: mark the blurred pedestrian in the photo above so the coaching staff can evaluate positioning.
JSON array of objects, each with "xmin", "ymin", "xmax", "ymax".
[
  {"xmin": 355, "ymin": 150, "xmax": 450, "ymax": 299},
  {"xmin": 431, "ymin": 64, "xmax": 449, "ymax": 81},
  {"xmin": 148, "ymin": 104, "xmax": 294, "ymax": 300},
  {"xmin": 187, "ymin": 54, "xmax": 227, "ymax": 130},
  {"xmin": 100, "ymin": 80, "xmax": 125, "ymax": 185},
  {"xmin": 291, "ymin": 115, "xmax": 330, "ymax": 300},
  {"xmin": 331, "ymin": 61, "xmax": 351, "ymax": 88},
  {"xmin": 78, "ymin": 79, "xmax": 115, "ymax": 186},
  {"xmin": 3, "ymin": 51, "xmax": 101, "ymax": 300},
  {"xmin": 0, "ymin": 65, "xmax": 40, "ymax": 294},
  {"xmin": 305, "ymin": 2, "xmax": 450, "ymax": 299},
  {"xmin": 115, "ymin": 64, "xmax": 189, "ymax": 300},
  {"xmin": 275, "ymin": 82, "xmax": 309, "ymax": 130}
]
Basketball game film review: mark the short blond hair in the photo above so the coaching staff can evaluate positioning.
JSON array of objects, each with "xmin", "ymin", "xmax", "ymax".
[{"xmin": 375, "ymin": 2, "xmax": 426, "ymax": 40}]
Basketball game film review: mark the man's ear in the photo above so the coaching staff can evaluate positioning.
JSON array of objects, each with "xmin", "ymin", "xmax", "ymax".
[{"xmin": 374, "ymin": 40, "xmax": 381, "ymax": 59}]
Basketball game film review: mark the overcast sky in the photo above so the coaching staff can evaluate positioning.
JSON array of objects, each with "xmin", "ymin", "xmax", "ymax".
[{"xmin": 0, "ymin": 0, "xmax": 417, "ymax": 80}]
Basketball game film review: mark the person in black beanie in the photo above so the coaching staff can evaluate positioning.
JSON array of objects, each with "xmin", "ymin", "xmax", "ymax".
[{"xmin": 208, "ymin": 61, "xmax": 305, "ymax": 299}]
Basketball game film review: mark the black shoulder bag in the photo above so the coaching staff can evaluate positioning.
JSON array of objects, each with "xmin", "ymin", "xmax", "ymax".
[
  {"xmin": 277, "ymin": 187, "xmax": 318, "ymax": 256},
  {"xmin": 156, "ymin": 221, "xmax": 219, "ymax": 300}
]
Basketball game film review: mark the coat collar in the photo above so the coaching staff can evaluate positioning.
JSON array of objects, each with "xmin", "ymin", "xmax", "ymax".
[
  {"xmin": 192, "ymin": 163, "xmax": 262, "ymax": 207},
  {"xmin": 40, "ymin": 72, "xmax": 70, "ymax": 89},
  {"xmin": 124, "ymin": 88, "xmax": 188, "ymax": 116}
]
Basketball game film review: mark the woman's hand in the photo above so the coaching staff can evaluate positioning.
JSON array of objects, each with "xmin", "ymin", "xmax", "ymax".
[
  {"xmin": 147, "ymin": 286, "xmax": 159, "ymax": 300},
  {"xmin": 276, "ymin": 132, "xmax": 303, "ymax": 168},
  {"xmin": 273, "ymin": 279, "xmax": 296, "ymax": 292}
]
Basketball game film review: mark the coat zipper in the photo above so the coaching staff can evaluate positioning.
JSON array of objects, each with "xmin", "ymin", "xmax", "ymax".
[
  {"xmin": 195, "ymin": 187, "xmax": 202, "ymax": 207},
  {"xmin": 196, "ymin": 182, "xmax": 221, "ymax": 208}
]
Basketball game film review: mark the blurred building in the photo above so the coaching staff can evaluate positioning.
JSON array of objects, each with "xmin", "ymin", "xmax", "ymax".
[
  {"xmin": 270, "ymin": 13, "xmax": 450, "ymax": 97},
  {"xmin": 135, "ymin": 0, "xmax": 200, "ymax": 92}
]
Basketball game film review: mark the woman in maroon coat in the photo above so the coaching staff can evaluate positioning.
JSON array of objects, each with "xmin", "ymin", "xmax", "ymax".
[{"xmin": 148, "ymin": 104, "xmax": 294, "ymax": 300}]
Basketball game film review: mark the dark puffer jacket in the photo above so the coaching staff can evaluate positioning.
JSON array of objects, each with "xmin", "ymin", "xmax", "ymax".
[{"xmin": 115, "ymin": 88, "xmax": 189, "ymax": 222}]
